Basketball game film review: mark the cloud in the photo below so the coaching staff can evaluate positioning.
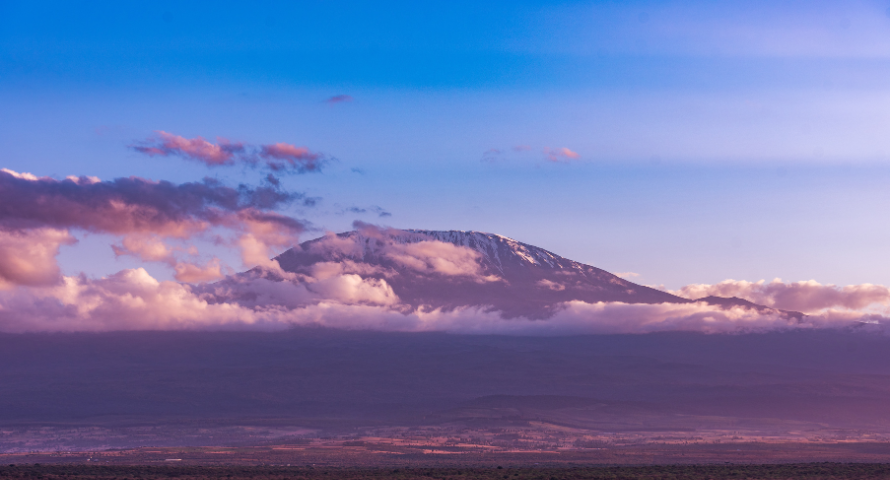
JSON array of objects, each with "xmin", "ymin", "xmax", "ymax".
[
  {"xmin": 543, "ymin": 147, "xmax": 580, "ymax": 162},
  {"xmin": 481, "ymin": 145, "xmax": 532, "ymax": 162},
  {"xmin": 0, "ymin": 169, "xmax": 307, "ymax": 284},
  {"xmin": 481, "ymin": 148, "xmax": 503, "ymax": 162},
  {"xmin": 112, "ymin": 234, "xmax": 176, "ymax": 265},
  {"xmin": 300, "ymin": 223, "xmax": 499, "ymax": 283},
  {"xmin": 341, "ymin": 205, "xmax": 392, "ymax": 217},
  {"xmin": 131, "ymin": 131, "xmax": 243, "ymax": 166},
  {"xmin": 537, "ymin": 279, "xmax": 565, "ymax": 291},
  {"xmin": 259, "ymin": 143, "xmax": 323, "ymax": 173},
  {"xmin": 132, "ymin": 131, "xmax": 327, "ymax": 174},
  {"xmin": 0, "ymin": 169, "xmax": 299, "ymax": 236},
  {"xmin": 482, "ymin": 145, "xmax": 578, "ymax": 163},
  {"xmin": 384, "ymin": 240, "xmax": 496, "ymax": 280},
  {"xmin": 325, "ymin": 94, "xmax": 353, "ymax": 104},
  {"xmin": 0, "ymin": 228, "xmax": 76, "ymax": 289},
  {"xmin": 174, "ymin": 259, "xmax": 225, "ymax": 283},
  {"xmin": 348, "ymin": 222, "xmax": 499, "ymax": 282},
  {"xmin": 673, "ymin": 279, "xmax": 890, "ymax": 314},
  {"xmin": 235, "ymin": 210, "xmax": 305, "ymax": 269},
  {"xmin": 1, "ymin": 266, "xmax": 883, "ymax": 334},
  {"xmin": 615, "ymin": 272, "xmax": 640, "ymax": 279}
]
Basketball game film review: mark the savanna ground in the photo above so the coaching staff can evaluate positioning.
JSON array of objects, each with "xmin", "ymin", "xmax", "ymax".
[
  {"xmin": 4, "ymin": 442, "xmax": 890, "ymax": 469},
  {"xmin": 2, "ymin": 463, "xmax": 890, "ymax": 480}
]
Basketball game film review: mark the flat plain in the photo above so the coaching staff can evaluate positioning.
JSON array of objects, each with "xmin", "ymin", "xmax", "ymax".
[{"xmin": 3, "ymin": 462, "xmax": 890, "ymax": 480}]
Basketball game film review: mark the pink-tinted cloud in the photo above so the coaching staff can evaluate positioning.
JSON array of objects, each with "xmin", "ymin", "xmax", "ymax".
[
  {"xmin": 0, "ymin": 228, "xmax": 76, "ymax": 289},
  {"xmin": 174, "ymin": 259, "xmax": 225, "ymax": 283},
  {"xmin": 259, "ymin": 143, "xmax": 324, "ymax": 173},
  {"xmin": 0, "ymin": 169, "xmax": 307, "ymax": 285},
  {"xmin": 132, "ymin": 132, "xmax": 327, "ymax": 174},
  {"xmin": 482, "ymin": 145, "xmax": 577, "ymax": 163},
  {"xmin": 325, "ymin": 94, "xmax": 353, "ymax": 104},
  {"xmin": 112, "ymin": 234, "xmax": 176, "ymax": 265},
  {"xmin": 537, "ymin": 279, "xmax": 566, "ymax": 291},
  {"xmin": 132, "ymin": 131, "xmax": 243, "ymax": 166},
  {"xmin": 344, "ymin": 222, "xmax": 499, "ymax": 282},
  {"xmin": 673, "ymin": 279, "xmax": 890, "ymax": 314},
  {"xmin": 0, "ymin": 169, "xmax": 300, "ymax": 236},
  {"xmin": 383, "ymin": 241, "xmax": 498, "ymax": 281},
  {"xmin": 544, "ymin": 147, "xmax": 580, "ymax": 162}
]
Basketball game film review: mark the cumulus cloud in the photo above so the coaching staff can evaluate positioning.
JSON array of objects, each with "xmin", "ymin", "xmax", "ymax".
[
  {"xmin": 673, "ymin": 279, "xmax": 890, "ymax": 314},
  {"xmin": 112, "ymin": 234, "xmax": 176, "ymax": 264},
  {"xmin": 173, "ymin": 259, "xmax": 225, "ymax": 283},
  {"xmin": 0, "ymin": 228, "xmax": 76, "ymax": 289},
  {"xmin": 0, "ymin": 266, "xmax": 882, "ymax": 334},
  {"xmin": 132, "ymin": 131, "xmax": 327, "ymax": 174}
]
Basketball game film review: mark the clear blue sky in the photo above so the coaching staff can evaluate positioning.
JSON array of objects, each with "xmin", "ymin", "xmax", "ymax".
[{"xmin": 2, "ymin": 0, "xmax": 890, "ymax": 289}]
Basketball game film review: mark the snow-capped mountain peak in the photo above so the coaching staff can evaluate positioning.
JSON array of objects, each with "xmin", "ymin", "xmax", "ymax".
[{"xmin": 269, "ymin": 227, "xmax": 803, "ymax": 320}]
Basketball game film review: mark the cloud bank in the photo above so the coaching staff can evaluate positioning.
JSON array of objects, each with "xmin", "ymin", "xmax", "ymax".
[
  {"xmin": 132, "ymin": 131, "xmax": 326, "ymax": 173},
  {"xmin": 673, "ymin": 279, "xmax": 890, "ymax": 315},
  {"xmin": 0, "ymin": 267, "xmax": 882, "ymax": 334}
]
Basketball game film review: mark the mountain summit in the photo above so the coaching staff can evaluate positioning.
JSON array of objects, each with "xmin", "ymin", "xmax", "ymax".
[{"xmin": 272, "ymin": 227, "xmax": 801, "ymax": 319}]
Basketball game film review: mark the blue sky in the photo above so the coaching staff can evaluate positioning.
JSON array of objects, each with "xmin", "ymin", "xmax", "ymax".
[{"xmin": 2, "ymin": 0, "xmax": 890, "ymax": 289}]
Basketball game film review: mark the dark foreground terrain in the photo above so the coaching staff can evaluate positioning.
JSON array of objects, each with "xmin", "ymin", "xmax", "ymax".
[
  {"xmin": 3, "ymin": 463, "xmax": 890, "ymax": 480},
  {"xmin": 4, "ymin": 329, "xmax": 890, "ymax": 452},
  {"xmin": 4, "ymin": 442, "xmax": 890, "ymax": 468}
]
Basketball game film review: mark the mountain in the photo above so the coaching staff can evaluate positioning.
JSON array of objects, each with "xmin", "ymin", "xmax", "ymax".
[{"xmin": 273, "ymin": 228, "xmax": 802, "ymax": 319}]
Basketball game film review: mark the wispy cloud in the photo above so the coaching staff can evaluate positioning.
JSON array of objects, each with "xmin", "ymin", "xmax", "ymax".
[
  {"xmin": 482, "ymin": 145, "xmax": 580, "ymax": 163},
  {"xmin": 615, "ymin": 272, "xmax": 640, "ymax": 279},
  {"xmin": 340, "ymin": 205, "xmax": 392, "ymax": 218},
  {"xmin": 543, "ymin": 147, "xmax": 580, "ymax": 162},
  {"xmin": 325, "ymin": 94, "xmax": 353, "ymax": 104},
  {"xmin": 481, "ymin": 148, "xmax": 503, "ymax": 162},
  {"xmin": 132, "ymin": 131, "xmax": 328, "ymax": 174},
  {"xmin": 132, "ymin": 131, "xmax": 244, "ymax": 166}
]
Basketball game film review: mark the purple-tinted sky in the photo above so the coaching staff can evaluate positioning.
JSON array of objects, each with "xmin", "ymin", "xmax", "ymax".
[{"xmin": 2, "ymin": 0, "xmax": 890, "ymax": 301}]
